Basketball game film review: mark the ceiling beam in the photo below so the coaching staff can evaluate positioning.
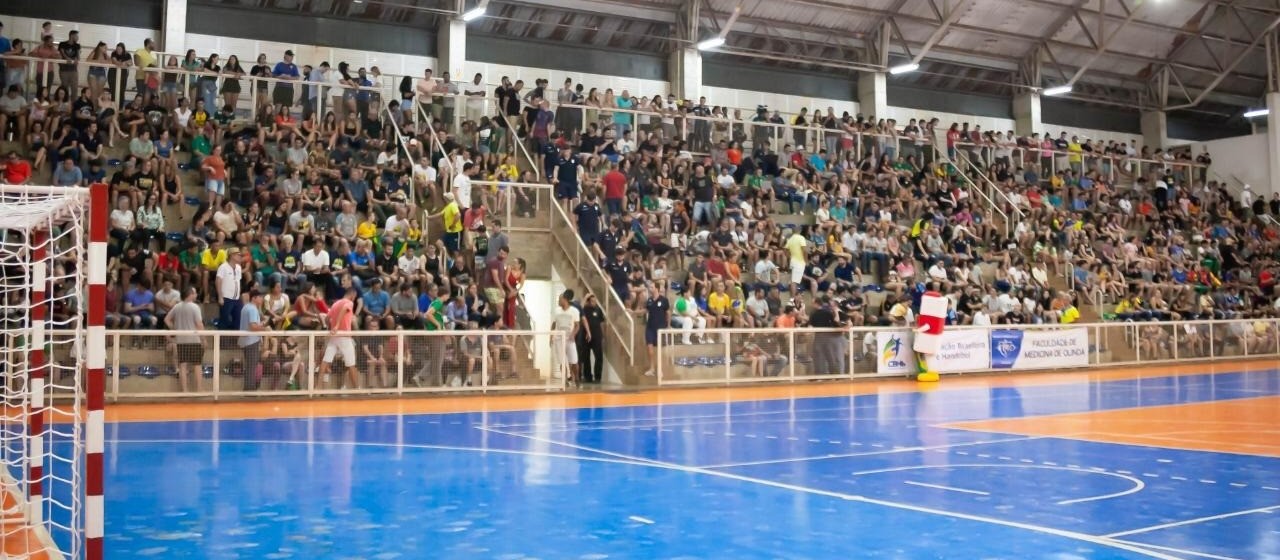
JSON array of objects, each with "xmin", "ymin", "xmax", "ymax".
[
  {"xmin": 1167, "ymin": 13, "xmax": 1280, "ymax": 109},
  {"xmin": 1015, "ymin": 0, "xmax": 1264, "ymax": 52},
  {"xmin": 908, "ymin": 0, "xmax": 973, "ymax": 65}
]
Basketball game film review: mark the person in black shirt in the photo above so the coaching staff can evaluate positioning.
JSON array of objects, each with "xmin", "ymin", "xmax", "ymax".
[
  {"xmin": 643, "ymin": 284, "xmax": 669, "ymax": 377},
  {"xmin": 58, "ymin": 31, "xmax": 81, "ymax": 98},
  {"xmin": 226, "ymin": 141, "xmax": 253, "ymax": 207},
  {"xmin": 573, "ymin": 193, "xmax": 603, "ymax": 247},
  {"xmin": 553, "ymin": 145, "xmax": 582, "ymax": 208},
  {"xmin": 606, "ymin": 250, "xmax": 631, "ymax": 303},
  {"xmin": 808, "ymin": 296, "xmax": 845, "ymax": 376},
  {"xmin": 690, "ymin": 163, "xmax": 716, "ymax": 227},
  {"xmin": 578, "ymin": 294, "xmax": 606, "ymax": 384}
]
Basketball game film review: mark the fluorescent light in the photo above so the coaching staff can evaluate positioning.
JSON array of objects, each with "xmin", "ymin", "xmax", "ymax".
[
  {"xmin": 1042, "ymin": 85, "xmax": 1072, "ymax": 96},
  {"xmin": 462, "ymin": 6, "xmax": 486, "ymax": 21},
  {"xmin": 1243, "ymin": 108, "xmax": 1269, "ymax": 118},
  {"xmin": 889, "ymin": 63, "xmax": 919, "ymax": 75},
  {"xmin": 696, "ymin": 37, "xmax": 726, "ymax": 50}
]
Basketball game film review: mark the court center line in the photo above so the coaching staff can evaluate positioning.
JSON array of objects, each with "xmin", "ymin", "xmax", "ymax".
[
  {"xmin": 1109, "ymin": 539, "xmax": 1244, "ymax": 560},
  {"xmin": 903, "ymin": 480, "xmax": 990, "ymax": 496},
  {"xmin": 476, "ymin": 427, "xmax": 1178, "ymax": 560},
  {"xmin": 695, "ymin": 436, "xmax": 1047, "ymax": 469},
  {"xmin": 1104, "ymin": 505, "xmax": 1280, "ymax": 538}
]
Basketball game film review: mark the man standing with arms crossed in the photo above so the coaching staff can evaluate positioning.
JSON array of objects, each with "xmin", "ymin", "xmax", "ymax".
[{"xmin": 318, "ymin": 288, "xmax": 359, "ymax": 390}]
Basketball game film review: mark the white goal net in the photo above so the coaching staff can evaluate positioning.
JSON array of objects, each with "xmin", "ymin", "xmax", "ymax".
[{"xmin": 0, "ymin": 184, "xmax": 105, "ymax": 560}]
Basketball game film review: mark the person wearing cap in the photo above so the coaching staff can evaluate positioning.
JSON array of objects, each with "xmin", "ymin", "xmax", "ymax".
[
  {"xmin": 239, "ymin": 288, "xmax": 268, "ymax": 391},
  {"xmin": 217, "ymin": 246, "xmax": 245, "ymax": 330},
  {"xmin": 272, "ymin": 50, "xmax": 300, "ymax": 110}
]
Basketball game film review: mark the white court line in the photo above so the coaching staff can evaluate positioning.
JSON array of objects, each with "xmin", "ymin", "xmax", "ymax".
[
  {"xmin": 476, "ymin": 427, "xmax": 1178, "ymax": 560},
  {"xmin": 1110, "ymin": 539, "xmax": 1245, "ymax": 560},
  {"xmin": 1104, "ymin": 505, "xmax": 1280, "ymax": 538},
  {"xmin": 695, "ymin": 436, "xmax": 1045, "ymax": 469},
  {"xmin": 628, "ymin": 516, "xmax": 655, "ymax": 525},
  {"xmin": 848, "ymin": 464, "xmax": 1146, "ymax": 506},
  {"xmin": 904, "ymin": 480, "xmax": 990, "ymax": 496}
]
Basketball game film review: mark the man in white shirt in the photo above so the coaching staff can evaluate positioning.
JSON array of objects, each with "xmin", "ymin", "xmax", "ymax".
[
  {"xmin": 553, "ymin": 290, "xmax": 581, "ymax": 379},
  {"xmin": 216, "ymin": 247, "xmax": 244, "ymax": 330},
  {"xmin": 464, "ymin": 72, "xmax": 487, "ymax": 123},
  {"xmin": 453, "ymin": 161, "xmax": 475, "ymax": 211},
  {"xmin": 301, "ymin": 238, "xmax": 332, "ymax": 288},
  {"xmin": 384, "ymin": 205, "xmax": 410, "ymax": 240}
]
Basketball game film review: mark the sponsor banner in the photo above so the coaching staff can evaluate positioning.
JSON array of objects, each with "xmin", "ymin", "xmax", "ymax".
[
  {"xmin": 990, "ymin": 328, "xmax": 1089, "ymax": 370},
  {"xmin": 876, "ymin": 329, "xmax": 991, "ymax": 374}
]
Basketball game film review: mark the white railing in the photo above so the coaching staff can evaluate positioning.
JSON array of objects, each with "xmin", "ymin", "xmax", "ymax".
[
  {"xmin": 654, "ymin": 318, "xmax": 1280, "ymax": 386},
  {"xmin": 470, "ymin": 180, "xmax": 554, "ymax": 233},
  {"xmin": 952, "ymin": 141, "xmax": 1206, "ymax": 186},
  {"xmin": 934, "ymin": 144, "xmax": 1017, "ymax": 236},
  {"xmin": 101, "ymin": 328, "xmax": 568, "ymax": 400}
]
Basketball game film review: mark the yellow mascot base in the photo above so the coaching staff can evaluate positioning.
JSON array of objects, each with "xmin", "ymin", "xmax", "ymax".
[{"xmin": 916, "ymin": 355, "xmax": 939, "ymax": 382}]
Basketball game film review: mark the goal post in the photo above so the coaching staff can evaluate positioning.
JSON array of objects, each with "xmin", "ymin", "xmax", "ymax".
[{"xmin": 0, "ymin": 182, "xmax": 107, "ymax": 560}]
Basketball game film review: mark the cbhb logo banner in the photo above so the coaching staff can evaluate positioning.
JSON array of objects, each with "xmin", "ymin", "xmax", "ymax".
[
  {"xmin": 990, "ymin": 328, "xmax": 1089, "ymax": 370},
  {"xmin": 876, "ymin": 331, "xmax": 915, "ymax": 374}
]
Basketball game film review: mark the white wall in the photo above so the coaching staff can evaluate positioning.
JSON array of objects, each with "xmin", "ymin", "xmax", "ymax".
[
  {"xmin": 703, "ymin": 85, "xmax": 858, "ymax": 118},
  {"xmin": 2, "ymin": 15, "xmax": 154, "ymax": 55},
  {"xmin": 185, "ymin": 33, "xmax": 438, "ymax": 80},
  {"xmin": 1182, "ymin": 133, "xmax": 1270, "ymax": 194}
]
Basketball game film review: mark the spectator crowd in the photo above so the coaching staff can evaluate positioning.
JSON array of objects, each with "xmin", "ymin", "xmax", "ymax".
[{"xmin": 0, "ymin": 21, "xmax": 1277, "ymax": 384}]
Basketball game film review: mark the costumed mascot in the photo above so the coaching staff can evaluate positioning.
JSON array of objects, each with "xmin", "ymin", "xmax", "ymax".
[{"xmin": 913, "ymin": 291, "xmax": 947, "ymax": 382}]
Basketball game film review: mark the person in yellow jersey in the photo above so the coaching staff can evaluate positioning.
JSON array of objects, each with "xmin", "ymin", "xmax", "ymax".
[
  {"xmin": 785, "ymin": 226, "xmax": 809, "ymax": 297},
  {"xmin": 707, "ymin": 280, "xmax": 735, "ymax": 327},
  {"xmin": 427, "ymin": 192, "xmax": 463, "ymax": 253},
  {"xmin": 1067, "ymin": 135, "xmax": 1083, "ymax": 173}
]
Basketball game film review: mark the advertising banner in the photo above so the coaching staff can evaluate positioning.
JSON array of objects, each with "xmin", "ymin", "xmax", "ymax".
[
  {"xmin": 876, "ymin": 329, "xmax": 991, "ymax": 374},
  {"xmin": 990, "ymin": 328, "xmax": 1089, "ymax": 370}
]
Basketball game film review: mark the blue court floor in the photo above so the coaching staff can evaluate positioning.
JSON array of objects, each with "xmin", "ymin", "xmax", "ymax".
[{"xmin": 104, "ymin": 366, "xmax": 1280, "ymax": 559}]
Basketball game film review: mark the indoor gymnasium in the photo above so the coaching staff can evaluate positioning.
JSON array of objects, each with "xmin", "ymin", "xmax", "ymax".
[{"xmin": 0, "ymin": 0, "xmax": 1279, "ymax": 558}]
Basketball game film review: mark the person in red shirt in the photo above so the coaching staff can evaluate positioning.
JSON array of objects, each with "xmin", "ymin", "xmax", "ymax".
[
  {"xmin": 1, "ymin": 152, "xmax": 33, "ymax": 185},
  {"xmin": 601, "ymin": 162, "xmax": 626, "ymax": 217}
]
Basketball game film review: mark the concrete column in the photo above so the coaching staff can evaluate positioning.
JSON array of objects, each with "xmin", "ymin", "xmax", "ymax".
[
  {"xmin": 858, "ymin": 71, "xmax": 887, "ymax": 119},
  {"xmin": 437, "ymin": 18, "xmax": 467, "ymax": 77},
  {"xmin": 669, "ymin": 47, "xmax": 702, "ymax": 100},
  {"xmin": 1012, "ymin": 92, "xmax": 1041, "ymax": 137},
  {"xmin": 1140, "ymin": 110, "xmax": 1168, "ymax": 150},
  {"xmin": 1267, "ymin": 92, "xmax": 1280, "ymax": 197},
  {"xmin": 161, "ymin": 0, "xmax": 188, "ymax": 53}
]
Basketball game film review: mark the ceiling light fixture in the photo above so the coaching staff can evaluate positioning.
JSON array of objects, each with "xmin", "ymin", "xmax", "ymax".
[
  {"xmin": 888, "ymin": 63, "xmax": 919, "ymax": 75},
  {"xmin": 1042, "ymin": 85, "xmax": 1072, "ymax": 96},
  {"xmin": 697, "ymin": 37, "xmax": 726, "ymax": 50},
  {"xmin": 1243, "ymin": 108, "xmax": 1269, "ymax": 118}
]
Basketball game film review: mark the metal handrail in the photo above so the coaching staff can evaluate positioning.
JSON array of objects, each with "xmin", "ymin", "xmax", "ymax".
[
  {"xmin": 932, "ymin": 145, "xmax": 1014, "ymax": 236},
  {"xmin": 549, "ymin": 199, "xmax": 636, "ymax": 364},
  {"xmin": 953, "ymin": 148, "xmax": 1024, "ymax": 224},
  {"xmin": 381, "ymin": 102, "xmax": 415, "ymax": 202}
]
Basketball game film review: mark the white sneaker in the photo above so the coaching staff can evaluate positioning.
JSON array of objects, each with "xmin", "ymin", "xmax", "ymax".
[{"xmin": 643, "ymin": 369, "xmax": 655, "ymax": 376}]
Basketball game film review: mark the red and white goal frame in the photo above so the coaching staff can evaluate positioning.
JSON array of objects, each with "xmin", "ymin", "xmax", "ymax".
[{"xmin": 0, "ymin": 183, "xmax": 106, "ymax": 560}]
